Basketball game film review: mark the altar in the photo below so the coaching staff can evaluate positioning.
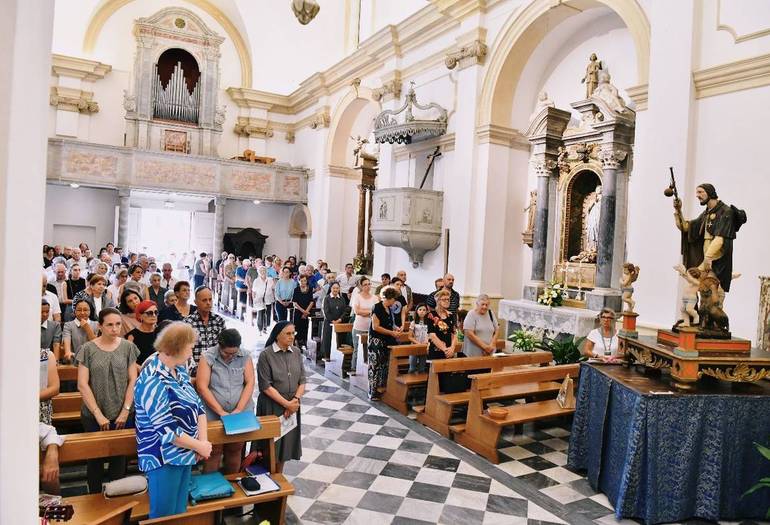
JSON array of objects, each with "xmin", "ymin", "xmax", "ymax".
[
  {"xmin": 568, "ymin": 363, "xmax": 770, "ymax": 523},
  {"xmin": 498, "ymin": 299, "xmax": 597, "ymax": 339}
]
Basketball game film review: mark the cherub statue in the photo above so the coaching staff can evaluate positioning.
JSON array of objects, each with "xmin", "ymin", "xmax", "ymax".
[
  {"xmin": 620, "ymin": 263, "xmax": 640, "ymax": 312},
  {"xmin": 581, "ymin": 53, "xmax": 601, "ymax": 98},
  {"xmin": 673, "ymin": 264, "xmax": 701, "ymax": 327}
]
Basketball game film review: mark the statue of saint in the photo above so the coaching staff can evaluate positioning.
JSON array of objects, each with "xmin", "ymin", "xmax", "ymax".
[
  {"xmin": 581, "ymin": 53, "xmax": 601, "ymax": 99},
  {"xmin": 674, "ymin": 183, "xmax": 746, "ymax": 295},
  {"xmin": 585, "ymin": 186, "xmax": 602, "ymax": 252},
  {"xmin": 523, "ymin": 190, "xmax": 537, "ymax": 235},
  {"xmin": 352, "ymin": 135, "xmax": 378, "ymax": 167},
  {"xmin": 591, "ymin": 71, "xmax": 627, "ymax": 114}
]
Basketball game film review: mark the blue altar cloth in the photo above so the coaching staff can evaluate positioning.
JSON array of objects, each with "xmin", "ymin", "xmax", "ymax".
[{"xmin": 567, "ymin": 363, "xmax": 770, "ymax": 523}]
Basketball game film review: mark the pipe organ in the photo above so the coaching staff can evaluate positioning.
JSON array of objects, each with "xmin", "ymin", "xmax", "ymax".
[{"xmin": 153, "ymin": 62, "xmax": 200, "ymax": 124}]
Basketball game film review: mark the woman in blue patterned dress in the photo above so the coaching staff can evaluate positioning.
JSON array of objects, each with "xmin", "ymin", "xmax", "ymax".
[{"xmin": 134, "ymin": 322, "xmax": 213, "ymax": 518}]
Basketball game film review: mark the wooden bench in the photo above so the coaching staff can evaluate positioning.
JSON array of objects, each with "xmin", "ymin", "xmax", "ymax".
[
  {"xmin": 381, "ymin": 342, "xmax": 429, "ymax": 415},
  {"xmin": 139, "ymin": 505, "xmax": 222, "ymax": 525},
  {"xmin": 304, "ymin": 314, "xmax": 325, "ymax": 363},
  {"xmin": 452, "ymin": 364, "xmax": 580, "ymax": 464},
  {"xmin": 60, "ymin": 417, "xmax": 293, "ymax": 525},
  {"xmin": 59, "ymin": 364, "xmax": 78, "ymax": 382},
  {"xmin": 325, "ymin": 323, "xmax": 354, "ymax": 379},
  {"xmin": 52, "ymin": 392, "xmax": 82, "ymax": 426},
  {"xmin": 416, "ymin": 349, "xmax": 555, "ymax": 437}
]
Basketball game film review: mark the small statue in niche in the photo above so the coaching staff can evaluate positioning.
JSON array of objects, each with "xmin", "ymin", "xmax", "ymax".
[
  {"xmin": 585, "ymin": 186, "xmax": 602, "ymax": 253},
  {"xmin": 673, "ymin": 264, "xmax": 701, "ymax": 327},
  {"xmin": 581, "ymin": 53, "xmax": 601, "ymax": 98},
  {"xmin": 529, "ymin": 91, "xmax": 555, "ymax": 122},
  {"xmin": 379, "ymin": 199, "xmax": 388, "ymax": 220},
  {"xmin": 523, "ymin": 190, "xmax": 537, "ymax": 235},
  {"xmin": 620, "ymin": 263, "xmax": 640, "ymax": 312},
  {"xmin": 591, "ymin": 71, "xmax": 627, "ymax": 114},
  {"xmin": 556, "ymin": 146, "xmax": 570, "ymax": 175}
]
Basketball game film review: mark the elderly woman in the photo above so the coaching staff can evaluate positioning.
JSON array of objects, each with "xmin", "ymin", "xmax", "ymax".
[
  {"xmin": 147, "ymin": 273, "xmax": 167, "ymax": 309},
  {"xmin": 125, "ymin": 264, "xmax": 149, "ymax": 299},
  {"xmin": 119, "ymin": 289, "xmax": 144, "ymax": 336},
  {"xmin": 462, "ymin": 294, "xmax": 499, "ymax": 357},
  {"xmin": 76, "ymin": 308, "xmax": 139, "ymax": 493},
  {"xmin": 134, "ymin": 322, "xmax": 211, "ymax": 519},
  {"xmin": 62, "ymin": 299, "xmax": 98, "ymax": 363},
  {"xmin": 292, "ymin": 274, "xmax": 315, "ymax": 350},
  {"xmin": 196, "ymin": 329, "xmax": 254, "ymax": 474},
  {"xmin": 163, "ymin": 289, "xmax": 178, "ymax": 308},
  {"xmin": 255, "ymin": 321, "xmax": 306, "ymax": 473},
  {"xmin": 72, "ymin": 274, "xmax": 114, "ymax": 321},
  {"xmin": 127, "ymin": 300, "xmax": 160, "ymax": 365},
  {"xmin": 368, "ymin": 287, "xmax": 400, "ymax": 401},
  {"xmin": 252, "ymin": 265, "xmax": 275, "ymax": 335},
  {"xmin": 107, "ymin": 268, "xmax": 128, "ymax": 303},
  {"xmin": 584, "ymin": 308, "xmax": 620, "ymax": 361}
]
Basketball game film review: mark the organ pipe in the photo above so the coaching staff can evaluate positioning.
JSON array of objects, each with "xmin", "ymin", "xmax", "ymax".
[{"xmin": 152, "ymin": 61, "xmax": 200, "ymax": 124}]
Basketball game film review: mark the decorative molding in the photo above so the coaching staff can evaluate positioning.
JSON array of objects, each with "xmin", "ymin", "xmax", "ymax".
[
  {"xmin": 226, "ymin": 87, "xmax": 292, "ymax": 114},
  {"xmin": 82, "ymin": 0, "xmax": 253, "ymax": 88},
  {"xmin": 625, "ymin": 83, "xmax": 648, "ymax": 111},
  {"xmin": 700, "ymin": 362, "xmax": 769, "ymax": 382},
  {"xmin": 51, "ymin": 54, "xmax": 112, "ymax": 81},
  {"xmin": 429, "ymin": 0, "xmax": 487, "ymax": 21},
  {"xmin": 716, "ymin": 0, "xmax": 770, "ymax": 43},
  {"xmin": 445, "ymin": 39, "xmax": 487, "ymax": 70},
  {"xmin": 693, "ymin": 53, "xmax": 770, "ymax": 99},
  {"xmin": 327, "ymin": 164, "xmax": 360, "ymax": 180},
  {"xmin": 599, "ymin": 147, "xmax": 627, "ymax": 169},
  {"xmin": 372, "ymin": 71, "xmax": 403, "ymax": 102},
  {"xmin": 308, "ymin": 108, "xmax": 331, "ymax": 130},
  {"xmin": 50, "ymin": 87, "xmax": 99, "ymax": 114},
  {"xmin": 475, "ymin": 124, "xmax": 529, "ymax": 150},
  {"xmin": 285, "ymin": 131, "xmax": 296, "ymax": 144},
  {"xmin": 47, "ymin": 138, "xmax": 309, "ymax": 203},
  {"xmin": 233, "ymin": 117, "xmax": 274, "ymax": 138}
]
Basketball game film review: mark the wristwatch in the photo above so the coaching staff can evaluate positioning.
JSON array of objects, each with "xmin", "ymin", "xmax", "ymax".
[{"xmin": 123, "ymin": 404, "xmax": 131, "ymax": 411}]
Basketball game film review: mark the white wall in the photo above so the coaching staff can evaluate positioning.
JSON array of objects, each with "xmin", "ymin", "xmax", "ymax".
[
  {"xmin": 222, "ymin": 199, "xmax": 297, "ymax": 259},
  {"xmin": 44, "ymin": 184, "xmax": 117, "ymax": 248}
]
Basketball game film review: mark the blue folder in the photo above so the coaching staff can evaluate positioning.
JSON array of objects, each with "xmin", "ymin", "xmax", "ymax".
[{"xmin": 221, "ymin": 411, "xmax": 260, "ymax": 435}]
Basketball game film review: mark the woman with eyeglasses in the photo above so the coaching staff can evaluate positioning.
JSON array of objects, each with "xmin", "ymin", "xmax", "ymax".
[
  {"xmin": 584, "ymin": 307, "xmax": 620, "ymax": 362},
  {"xmin": 196, "ymin": 328, "xmax": 254, "ymax": 474},
  {"xmin": 252, "ymin": 321, "xmax": 305, "ymax": 473},
  {"xmin": 127, "ymin": 300, "xmax": 160, "ymax": 365}
]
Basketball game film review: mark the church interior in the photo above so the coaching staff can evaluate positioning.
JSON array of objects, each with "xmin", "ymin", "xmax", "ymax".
[{"xmin": 3, "ymin": 0, "xmax": 770, "ymax": 524}]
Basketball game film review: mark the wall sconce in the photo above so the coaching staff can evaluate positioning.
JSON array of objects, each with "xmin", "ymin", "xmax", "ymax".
[{"xmin": 291, "ymin": 0, "xmax": 320, "ymax": 25}]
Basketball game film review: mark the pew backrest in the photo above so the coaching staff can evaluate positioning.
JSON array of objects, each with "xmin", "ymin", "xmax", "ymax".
[
  {"xmin": 470, "ymin": 363, "xmax": 580, "ymax": 393},
  {"xmin": 428, "ymin": 349, "xmax": 552, "ymax": 375}
]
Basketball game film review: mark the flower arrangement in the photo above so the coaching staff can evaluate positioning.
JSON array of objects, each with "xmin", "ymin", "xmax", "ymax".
[
  {"xmin": 537, "ymin": 281, "xmax": 567, "ymax": 307},
  {"xmin": 508, "ymin": 329, "xmax": 539, "ymax": 352}
]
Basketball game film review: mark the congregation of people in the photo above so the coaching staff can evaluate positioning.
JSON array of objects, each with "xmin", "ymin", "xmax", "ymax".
[{"xmin": 38, "ymin": 242, "xmax": 620, "ymax": 518}]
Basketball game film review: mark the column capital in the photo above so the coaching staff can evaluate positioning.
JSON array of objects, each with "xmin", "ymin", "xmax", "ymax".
[
  {"xmin": 117, "ymin": 187, "xmax": 131, "ymax": 199},
  {"xmin": 599, "ymin": 147, "xmax": 628, "ymax": 169},
  {"xmin": 215, "ymin": 195, "xmax": 227, "ymax": 207},
  {"xmin": 530, "ymin": 157, "xmax": 557, "ymax": 176}
]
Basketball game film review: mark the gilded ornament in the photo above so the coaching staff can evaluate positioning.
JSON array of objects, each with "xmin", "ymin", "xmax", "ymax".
[
  {"xmin": 700, "ymin": 362, "xmax": 769, "ymax": 383},
  {"xmin": 628, "ymin": 346, "xmax": 670, "ymax": 369}
]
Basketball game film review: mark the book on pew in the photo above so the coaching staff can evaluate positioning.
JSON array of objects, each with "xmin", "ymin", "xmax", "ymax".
[
  {"xmin": 237, "ymin": 473, "xmax": 280, "ymax": 496},
  {"xmin": 221, "ymin": 411, "xmax": 260, "ymax": 435}
]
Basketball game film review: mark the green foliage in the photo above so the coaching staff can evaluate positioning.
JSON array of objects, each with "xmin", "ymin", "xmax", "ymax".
[
  {"xmin": 508, "ymin": 329, "xmax": 539, "ymax": 352},
  {"xmin": 534, "ymin": 335, "xmax": 587, "ymax": 365},
  {"xmin": 743, "ymin": 441, "xmax": 770, "ymax": 518}
]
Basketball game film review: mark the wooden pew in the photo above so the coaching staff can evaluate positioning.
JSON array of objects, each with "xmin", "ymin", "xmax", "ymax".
[
  {"xmin": 381, "ymin": 343, "xmax": 429, "ymax": 415},
  {"xmin": 325, "ymin": 323, "xmax": 354, "ymax": 379},
  {"xmin": 60, "ymin": 418, "xmax": 293, "ymax": 525},
  {"xmin": 304, "ymin": 314, "xmax": 325, "ymax": 363},
  {"xmin": 52, "ymin": 392, "xmax": 82, "ymax": 426},
  {"xmin": 416, "ymin": 349, "xmax": 554, "ymax": 437},
  {"xmin": 58, "ymin": 365, "xmax": 78, "ymax": 382},
  {"xmin": 347, "ymin": 332, "xmax": 370, "ymax": 394},
  {"xmin": 90, "ymin": 501, "xmax": 139, "ymax": 525},
  {"xmin": 139, "ymin": 505, "xmax": 222, "ymax": 525},
  {"xmin": 452, "ymin": 364, "xmax": 579, "ymax": 464}
]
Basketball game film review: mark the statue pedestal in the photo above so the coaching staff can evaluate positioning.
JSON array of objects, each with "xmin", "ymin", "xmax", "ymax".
[
  {"xmin": 585, "ymin": 287, "xmax": 622, "ymax": 312},
  {"xmin": 657, "ymin": 328, "xmax": 752, "ymax": 356},
  {"xmin": 499, "ymin": 299, "xmax": 598, "ymax": 340},
  {"xmin": 619, "ymin": 311, "xmax": 638, "ymax": 338}
]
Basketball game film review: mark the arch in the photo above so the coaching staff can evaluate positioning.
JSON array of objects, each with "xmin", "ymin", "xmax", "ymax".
[
  {"xmin": 289, "ymin": 204, "xmax": 312, "ymax": 237},
  {"xmin": 83, "ymin": 0, "xmax": 253, "ymax": 87},
  {"xmin": 325, "ymin": 87, "xmax": 381, "ymax": 167},
  {"xmin": 477, "ymin": 0, "xmax": 650, "ymax": 128}
]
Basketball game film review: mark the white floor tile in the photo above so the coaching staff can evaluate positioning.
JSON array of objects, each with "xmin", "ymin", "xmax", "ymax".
[
  {"xmin": 368, "ymin": 475, "xmax": 414, "ymax": 496},
  {"xmin": 499, "ymin": 445, "xmax": 536, "ymax": 460},
  {"xmin": 497, "ymin": 461, "xmax": 536, "ymax": 477},
  {"xmin": 541, "ymin": 466, "xmax": 583, "ymax": 484},
  {"xmin": 445, "ymin": 487, "xmax": 489, "ymax": 510},
  {"xmin": 539, "ymin": 484, "xmax": 585, "ymax": 504},
  {"xmin": 414, "ymin": 468, "xmax": 455, "ymax": 487},
  {"xmin": 343, "ymin": 508, "xmax": 394, "ymax": 525},
  {"xmin": 396, "ymin": 497, "xmax": 444, "ymax": 522},
  {"xmin": 297, "ymin": 463, "xmax": 343, "ymax": 483},
  {"xmin": 366, "ymin": 435, "xmax": 403, "ymax": 450},
  {"xmin": 317, "ymin": 484, "xmax": 367, "ymax": 507},
  {"xmin": 527, "ymin": 502, "xmax": 566, "ymax": 524}
]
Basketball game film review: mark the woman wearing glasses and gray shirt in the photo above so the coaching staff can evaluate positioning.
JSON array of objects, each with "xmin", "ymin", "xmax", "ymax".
[{"xmin": 462, "ymin": 294, "xmax": 499, "ymax": 357}]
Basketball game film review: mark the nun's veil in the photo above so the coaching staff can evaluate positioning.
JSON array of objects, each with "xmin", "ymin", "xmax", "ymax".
[{"xmin": 265, "ymin": 320, "xmax": 295, "ymax": 348}]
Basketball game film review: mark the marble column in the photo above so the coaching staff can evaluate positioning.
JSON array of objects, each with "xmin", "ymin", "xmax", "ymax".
[
  {"xmin": 531, "ymin": 159, "xmax": 556, "ymax": 282},
  {"xmin": 0, "ymin": 0, "xmax": 55, "ymax": 520},
  {"xmin": 213, "ymin": 196, "xmax": 227, "ymax": 257},
  {"xmin": 117, "ymin": 188, "xmax": 131, "ymax": 249},
  {"xmin": 356, "ymin": 184, "xmax": 367, "ymax": 256},
  {"xmin": 595, "ymin": 148, "xmax": 626, "ymax": 288},
  {"xmin": 365, "ymin": 184, "xmax": 374, "ymax": 268}
]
